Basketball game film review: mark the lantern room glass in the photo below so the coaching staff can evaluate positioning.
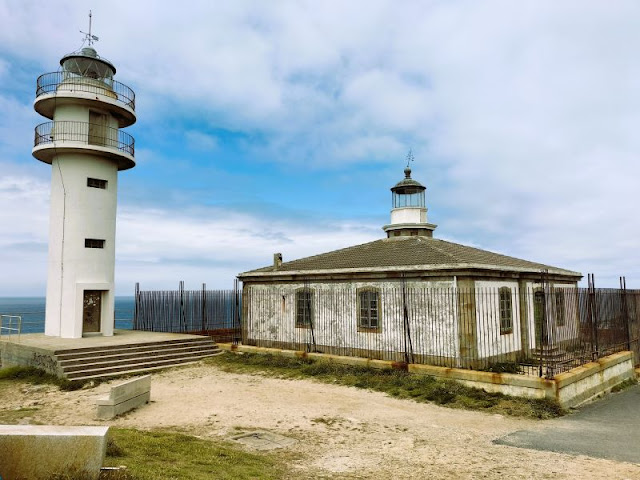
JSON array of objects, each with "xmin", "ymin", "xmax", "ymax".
[
  {"xmin": 62, "ymin": 57, "xmax": 114, "ymax": 86},
  {"xmin": 392, "ymin": 189, "xmax": 425, "ymax": 208}
]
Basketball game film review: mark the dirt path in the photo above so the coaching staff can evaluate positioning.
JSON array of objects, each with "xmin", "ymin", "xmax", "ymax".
[{"xmin": 4, "ymin": 364, "xmax": 640, "ymax": 479}]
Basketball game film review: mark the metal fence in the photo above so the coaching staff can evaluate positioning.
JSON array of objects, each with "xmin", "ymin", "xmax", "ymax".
[
  {"xmin": 133, "ymin": 282, "xmax": 241, "ymax": 343},
  {"xmin": 132, "ymin": 282, "xmax": 639, "ymax": 378},
  {"xmin": 242, "ymin": 285, "xmax": 640, "ymax": 378}
]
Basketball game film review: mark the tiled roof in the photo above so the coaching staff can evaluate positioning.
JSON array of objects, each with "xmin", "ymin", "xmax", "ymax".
[{"xmin": 239, "ymin": 236, "xmax": 581, "ymax": 278}]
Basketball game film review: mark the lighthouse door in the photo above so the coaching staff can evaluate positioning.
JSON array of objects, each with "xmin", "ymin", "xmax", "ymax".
[
  {"xmin": 88, "ymin": 111, "xmax": 108, "ymax": 147},
  {"xmin": 83, "ymin": 290, "xmax": 102, "ymax": 333}
]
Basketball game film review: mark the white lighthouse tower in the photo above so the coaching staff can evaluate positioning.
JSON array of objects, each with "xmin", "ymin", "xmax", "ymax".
[{"xmin": 33, "ymin": 18, "xmax": 135, "ymax": 338}]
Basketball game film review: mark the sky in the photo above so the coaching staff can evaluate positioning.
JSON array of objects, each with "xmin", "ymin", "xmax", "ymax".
[{"xmin": 0, "ymin": 0, "xmax": 639, "ymax": 295}]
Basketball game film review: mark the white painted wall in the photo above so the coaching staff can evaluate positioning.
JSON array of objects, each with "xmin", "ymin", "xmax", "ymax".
[
  {"xmin": 245, "ymin": 279, "xmax": 459, "ymax": 360},
  {"xmin": 474, "ymin": 280, "xmax": 521, "ymax": 358},
  {"xmin": 43, "ymin": 93, "xmax": 120, "ymax": 338},
  {"xmin": 524, "ymin": 282, "xmax": 579, "ymax": 350},
  {"xmin": 390, "ymin": 206, "xmax": 427, "ymax": 224}
]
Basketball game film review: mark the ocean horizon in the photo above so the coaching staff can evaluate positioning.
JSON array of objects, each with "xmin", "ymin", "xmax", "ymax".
[{"xmin": 0, "ymin": 296, "xmax": 134, "ymax": 333}]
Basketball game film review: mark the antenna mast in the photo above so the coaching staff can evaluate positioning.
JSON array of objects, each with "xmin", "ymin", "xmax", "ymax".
[{"xmin": 80, "ymin": 10, "xmax": 100, "ymax": 46}]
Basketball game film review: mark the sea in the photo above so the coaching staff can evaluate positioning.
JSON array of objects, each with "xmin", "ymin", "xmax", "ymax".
[{"xmin": 0, "ymin": 297, "xmax": 134, "ymax": 334}]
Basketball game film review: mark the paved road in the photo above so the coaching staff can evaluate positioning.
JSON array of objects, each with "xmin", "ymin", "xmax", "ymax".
[{"xmin": 495, "ymin": 385, "xmax": 640, "ymax": 464}]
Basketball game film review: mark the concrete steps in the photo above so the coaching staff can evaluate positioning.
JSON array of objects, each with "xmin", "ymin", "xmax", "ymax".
[{"xmin": 54, "ymin": 337, "xmax": 222, "ymax": 381}]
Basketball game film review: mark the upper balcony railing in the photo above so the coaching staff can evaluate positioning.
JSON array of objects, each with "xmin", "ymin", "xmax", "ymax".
[
  {"xmin": 36, "ymin": 72, "xmax": 135, "ymax": 111},
  {"xmin": 34, "ymin": 121, "xmax": 135, "ymax": 157}
]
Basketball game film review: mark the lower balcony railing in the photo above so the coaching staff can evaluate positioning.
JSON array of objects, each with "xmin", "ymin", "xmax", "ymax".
[{"xmin": 34, "ymin": 121, "xmax": 135, "ymax": 157}]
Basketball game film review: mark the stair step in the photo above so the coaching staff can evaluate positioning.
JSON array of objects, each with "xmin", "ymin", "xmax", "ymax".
[
  {"xmin": 55, "ymin": 338, "xmax": 214, "ymax": 358},
  {"xmin": 64, "ymin": 352, "xmax": 222, "ymax": 380},
  {"xmin": 61, "ymin": 348, "xmax": 219, "ymax": 373},
  {"xmin": 67, "ymin": 360, "xmax": 211, "ymax": 382},
  {"xmin": 58, "ymin": 344, "xmax": 218, "ymax": 366}
]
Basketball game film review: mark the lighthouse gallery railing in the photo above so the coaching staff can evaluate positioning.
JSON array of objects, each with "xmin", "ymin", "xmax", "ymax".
[
  {"xmin": 36, "ymin": 71, "xmax": 135, "ymax": 111},
  {"xmin": 34, "ymin": 121, "xmax": 135, "ymax": 157}
]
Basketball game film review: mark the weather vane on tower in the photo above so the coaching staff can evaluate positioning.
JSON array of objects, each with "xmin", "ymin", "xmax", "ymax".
[
  {"xmin": 80, "ymin": 10, "xmax": 99, "ymax": 46},
  {"xmin": 406, "ymin": 149, "xmax": 414, "ymax": 168}
]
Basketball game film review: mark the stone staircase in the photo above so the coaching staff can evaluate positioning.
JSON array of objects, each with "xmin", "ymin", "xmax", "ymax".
[
  {"xmin": 54, "ymin": 337, "xmax": 222, "ymax": 381},
  {"xmin": 530, "ymin": 345, "xmax": 589, "ymax": 375}
]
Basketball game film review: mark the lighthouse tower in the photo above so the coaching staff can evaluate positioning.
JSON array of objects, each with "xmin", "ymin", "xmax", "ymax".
[
  {"xmin": 32, "ymin": 22, "xmax": 135, "ymax": 338},
  {"xmin": 382, "ymin": 157, "xmax": 437, "ymax": 238}
]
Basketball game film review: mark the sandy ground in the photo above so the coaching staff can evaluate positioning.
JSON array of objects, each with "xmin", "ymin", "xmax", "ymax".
[{"xmin": 3, "ymin": 363, "xmax": 640, "ymax": 479}]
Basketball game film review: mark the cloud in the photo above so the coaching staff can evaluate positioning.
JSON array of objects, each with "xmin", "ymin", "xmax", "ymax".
[
  {"xmin": 1, "ymin": 0, "xmax": 639, "ymax": 294},
  {"xmin": 115, "ymin": 203, "xmax": 379, "ymax": 292}
]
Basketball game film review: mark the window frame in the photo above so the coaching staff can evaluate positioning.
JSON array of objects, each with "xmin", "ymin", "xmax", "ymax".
[
  {"xmin": 498, "ymin": 286, "xmax": 513, "ymax": 335},
  {"xmin": 357, "ymin": 287, "xmax": 382, "ymax": 332},
  {"xmin": 84, "ymin": 238, "xmax": 105, "ymax": 249},
  {"xmin": 295, "ymin": 288, "xmax": 314, "ymax": 328},
  {"xmin": 87, "ymin": 177, "xmax": 108, "ymax": 189}
]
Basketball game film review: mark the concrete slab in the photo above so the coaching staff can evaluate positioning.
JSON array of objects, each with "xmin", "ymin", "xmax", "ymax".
[
  {"xmin": 0, "ymin": 329, "xmax": 209, "ymax": 351},
  {"xmin": 97, "ymin": 375, "xmax": 151, "ymax": 419},
  {"xmin": 0, "ymin": 425, "xmax": 108, "ymax": 480},
  {"xmin": 495, "ymin": 384, "xmax": 640, "ymax": 464},
  {"xmin": 0, "ymin": 330, "xmax": 212, "ymax": 375}
]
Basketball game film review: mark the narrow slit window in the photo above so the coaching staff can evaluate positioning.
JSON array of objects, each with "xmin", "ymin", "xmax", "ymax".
[
  {"xmin": 295, "ymin": 288, "xmax": 313, "ymax": 328},
  {"xmin": 87, "ymin": 178, "xmax": 107, "ymax": 189},
  {"xmin": 85, "ymin": 238, "xmax": 105, "ymax": 249},
  {"xmin": 499, "ymin": 287, "xmax": 513, "ymax": 334}
]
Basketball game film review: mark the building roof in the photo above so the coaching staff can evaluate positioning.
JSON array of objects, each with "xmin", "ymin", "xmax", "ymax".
[{"xmin": 239, "ymin": 236, "xmax": 582, "ymax": 279}]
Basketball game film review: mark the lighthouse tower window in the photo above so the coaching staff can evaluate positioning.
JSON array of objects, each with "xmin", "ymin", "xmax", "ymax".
[
  {"xmin": 85, "ymin": 238, "xmax": 105, "ymax": 249},
  {"xmin": 87, "ymin": 177, "xmax": 107, "ymax": 189}
]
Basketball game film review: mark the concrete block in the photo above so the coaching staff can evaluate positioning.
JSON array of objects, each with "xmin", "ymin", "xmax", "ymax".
[
  {"xmin": 96, "ymin": 374, "xmax": 151, "ymax": 420},
  {"xmin": 0, "ymin": 425, "xmax": 108, "ymax": 480}
]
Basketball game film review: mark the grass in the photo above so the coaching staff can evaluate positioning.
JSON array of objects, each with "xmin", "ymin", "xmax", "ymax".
[
  {"xmin": 101, "ymin": 428, "xmax": 288, "ymax": 480},
  {"xmin": 0, "ymin": 406, "xmax": 40, "ymax": 423},
  {"xmin": 207, "ymin": 352, "xmax": 564, "ymax": 419},
  {"xmin": 0, "ymin": 366, "xmax": 92, "ymax": 391}
]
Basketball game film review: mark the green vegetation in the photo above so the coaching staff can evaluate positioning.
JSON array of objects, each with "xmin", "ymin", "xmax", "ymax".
[
  {"xmin": 0, "ymin": 406, "xmax": 40, "ymax": 423},
  {"xmin": 207, "ymin": 352, "xmax": 564, "ymax": 419},
  {"xmin": 0, "ymin": 366, "xmax": 90, "ymax": 391},
  {"xmin": 481, "ymin": 362, "xmax": 522, "ymax": 374},
  {"xmin": 611, "ymin": 377, "xmax": 637, "ymax": 393},
  {"xmin": 100, "ymin": 428, "xmax": 288, "ymax": 480}
]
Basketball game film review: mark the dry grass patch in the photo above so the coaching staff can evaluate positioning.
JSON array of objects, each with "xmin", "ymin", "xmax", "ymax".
[{"xmin": 207, "ymin": 352, "xmax": 564, "ymax": 419}]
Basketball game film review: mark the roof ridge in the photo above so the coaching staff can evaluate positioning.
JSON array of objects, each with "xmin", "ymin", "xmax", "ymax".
[{"xmin": 419, "ymin": 237, "xmax": 460, "ymax": 262}]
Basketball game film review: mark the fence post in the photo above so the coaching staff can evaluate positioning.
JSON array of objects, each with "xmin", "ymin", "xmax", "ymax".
[
  {"xmin": 401, "ymin": 275, "xmax": 414, "ymax": 364},
  {"xmin": 620, "ymin": 276, "xmax": 631, "ymax": 351},
  {"xmin": 234, "ymin": 278, "xmax": 241, "ymax": 345},
  {"xmin": 538, "ymin": 270, "xmax": 547, "ymax": 378},
  {"xmin": 179, "ymin": 281, "xmax": 186, "ymax": 332},
  {"xmin": 202, "ymin": 283, "xmax": 207, "ymax": 335},
  {"xmin": 588, "ymin": 274, "xmax": 599, "ymax": 360},
  {"xmin": 134, "ymin": 282, "xmax": 140, "ymax": 330}
]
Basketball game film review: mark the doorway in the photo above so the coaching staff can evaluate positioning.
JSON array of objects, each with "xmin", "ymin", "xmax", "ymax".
[
  {"xmin": 88, "ymin": 111, "xmax": 108, "ymax": 147},
  {"xmin": 533, "ymin": 290, "xmax": 547, "ymax": 346},
  {"xmin": 83, "ymin": 290, "xmax": 102, "ymax": 334}
]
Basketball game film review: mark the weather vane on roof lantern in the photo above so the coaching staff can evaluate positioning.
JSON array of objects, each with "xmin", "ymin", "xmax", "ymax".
[{"xmin": 80, "ymin": 10, "xmax": 99, "ymax": 46}]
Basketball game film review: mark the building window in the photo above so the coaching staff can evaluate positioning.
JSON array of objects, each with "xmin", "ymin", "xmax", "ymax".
[
  {"xmin": 295, "ymin": 288, "xmax": 313, "ymax": 328},
  {"xmin": 358, "ymin": 288, "xmax": 381, "ymax": 331},
  {"xmin": 555, "ymin": 290, "xmax": 565, "ymax": 327},
  {"xmin": 87, "ymin": 177, "xmax": 107, "ymax": 189},
  {"xmin": 499, "ymin": 287, "xmax": 513, "ymax": 334},
  {"xmin": 85, "ymin": 238, "xmax": 105, "ymax": 249}
]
